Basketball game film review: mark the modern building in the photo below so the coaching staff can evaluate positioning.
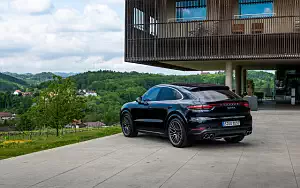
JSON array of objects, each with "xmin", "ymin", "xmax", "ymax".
[{"xmin": 125, "ymin": 0, "xmax": 300, "ymax": 104}]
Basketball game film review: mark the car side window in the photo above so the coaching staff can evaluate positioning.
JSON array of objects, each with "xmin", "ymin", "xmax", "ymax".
[
  {"xmin": 142, "ymin": 87, "xmax": 161, "ymax": 101},
  {"xmin": 157, "ymin": 87, "xmax": 182, "ymax": 101}
]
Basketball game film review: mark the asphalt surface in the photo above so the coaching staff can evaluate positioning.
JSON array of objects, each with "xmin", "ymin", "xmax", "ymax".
[{"xmin": 1, "ymin": 110, "xmax": 300, "ymax": 188}]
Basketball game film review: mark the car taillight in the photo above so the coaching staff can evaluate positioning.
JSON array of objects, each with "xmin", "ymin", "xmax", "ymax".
[
  {"xmin": 187, "ymin": 105, "xmax": 214, "ymax": 110},
  {"xmin": 240, "ymin": 102, "xmax": 250, "ymax": 108}
]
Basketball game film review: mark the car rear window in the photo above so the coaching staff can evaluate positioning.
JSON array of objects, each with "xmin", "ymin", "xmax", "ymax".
[{"xmin": 191, "ymin": 90, "xmax": 241, "ymax": 102}]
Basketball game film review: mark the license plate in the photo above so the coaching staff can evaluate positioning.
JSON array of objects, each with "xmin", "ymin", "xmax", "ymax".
[{"xmin": 222, "ymin": 121, "xmax": 240, "ymax": 127}]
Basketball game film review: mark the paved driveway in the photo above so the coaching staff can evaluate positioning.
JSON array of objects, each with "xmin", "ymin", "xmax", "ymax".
[{"xmin": 1, "ymin": 110, "xmax": 300, "ymax": 188}]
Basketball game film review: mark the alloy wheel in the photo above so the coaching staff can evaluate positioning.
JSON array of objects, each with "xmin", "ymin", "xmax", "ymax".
[
  {"xmin": 122, "ymin": 115, "xmax": 131, "ymax": 136},
  {"xmin": 168, "ymin": 119, "xmax": 183, "ymax": 145}
]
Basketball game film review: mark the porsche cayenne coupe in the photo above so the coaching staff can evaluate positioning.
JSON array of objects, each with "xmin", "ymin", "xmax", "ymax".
[{"xmin": 120, "ymin": 83, "xmax": 252, "ymax": 148}]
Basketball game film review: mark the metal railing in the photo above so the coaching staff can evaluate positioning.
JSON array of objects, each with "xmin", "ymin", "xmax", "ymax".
[
  {"xmin": 129, "ymin": 15, "xmax": 300, "ymax": 38},
  {"xmin": 233, "ymin": 13, "xmax": 276, "ymax": 19},
  {"xmin": 126, "ymin": 15, "xmax": 300, "ymax": 62}
]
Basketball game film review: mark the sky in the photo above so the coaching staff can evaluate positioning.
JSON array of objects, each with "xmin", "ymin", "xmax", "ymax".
[{"xmin": 0, "ymin": 0, "xmax": 198, "ymax": 75}]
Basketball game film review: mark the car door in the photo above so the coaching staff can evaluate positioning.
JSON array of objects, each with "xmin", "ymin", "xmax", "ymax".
[
  {"xmin": 147, "ymin": 87, "xmax": 183, "ymax": 133},
  {"xmin": 132, "ymin": 87, "xmax": 161, "ymax": 131}
]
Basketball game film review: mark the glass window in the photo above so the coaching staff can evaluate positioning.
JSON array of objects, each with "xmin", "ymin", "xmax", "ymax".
[
  {"xmin": 192, "ymin": 90, "xmax": 241, "ymax": 103},
  {"xmin": 158, "ymin": 87, "xmax": 182, "ymax": 101},
  {"xmin": 150, "ymin": 16, "xmax": 158, "ymax": 36},
  {"xmin": 176, "ymin": 0, "xmax": 207, "ymax": 21},
  {"xmin": 239, "ymin": 0, "xmax": 274, "ymax": 18},
  {"xmin": 143, "ymin": 87, "xmax": 161, "ymax": 101},
  {"xmin": 134, "ymin": 8, "xmax": 144, "ymax": 30}
]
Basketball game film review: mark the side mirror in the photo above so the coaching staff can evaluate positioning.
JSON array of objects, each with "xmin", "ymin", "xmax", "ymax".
[{"xmin": 136, "ymin": 96, "xmax": 142, "ymax": 104}]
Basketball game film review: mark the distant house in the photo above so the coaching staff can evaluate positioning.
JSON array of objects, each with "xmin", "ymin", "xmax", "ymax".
[
  {"xmin": 84, "ymin": 122, "xmax": 106, "ymax": 128},
  {"xmin": 77, "ymin": 89, "xmax": 86, "ymax": 96},
  {"xmin": 65, "ymin": 124, "xmax": 86, "ymax": 129},
  {"xmin": 12, "ymin": 90, "xmax": 33, "ymax": 97},
  {"xmin": 0, "ymin": 112, "xmax": 14, "ymax": 120},
  {"xmin": 77, "ymin": 89, "xmax": 97, "ymax": 97},
  {"xmin": 84, "ymin": 91, "xmax": 97, "ymax": 97},
  {"xmin": 65, "ymin": 119, "xmax": 87, "ymax": 129},
  {"xmin": 200, "ymin": 71, "xmax": 210, "ymax": 75},
  {"xmin": 13, "ymin": 90, "xmax": 22, "ymax": 96},
  {"xmin": 22, "ymin": 92, "xmax": 33, "ymax": 97}
]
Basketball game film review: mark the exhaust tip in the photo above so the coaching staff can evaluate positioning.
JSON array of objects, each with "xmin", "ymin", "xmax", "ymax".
[{"xmin": 203, "ymin": 133, "xmax": 215, "ymax": 139}]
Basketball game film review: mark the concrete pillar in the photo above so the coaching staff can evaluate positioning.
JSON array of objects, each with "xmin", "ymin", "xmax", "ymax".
[
  {"xmin": 241, "ymin": 68, "xmax": 245, "ymax": 95},
  {"xmin": 242, "ymin": 69, "xmax": 247, "ymax": 94},
  {"xmin": 235, "ymin": 65, "xmax": 242, "ymax": 96},
  {"xmin": 225, "ymin": 62, "xmax": 233, "ymax": 90}
]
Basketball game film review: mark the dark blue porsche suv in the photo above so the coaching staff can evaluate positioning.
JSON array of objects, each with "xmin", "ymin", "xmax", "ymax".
[{"xmin": 120, "ymin": 83, "xmax": 252, "ymax": 148}]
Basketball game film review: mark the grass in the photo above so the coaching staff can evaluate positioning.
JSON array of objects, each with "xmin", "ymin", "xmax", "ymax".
[{"xmin": 0, "ymin": 126, "xmax": 122, "ymax": 160}]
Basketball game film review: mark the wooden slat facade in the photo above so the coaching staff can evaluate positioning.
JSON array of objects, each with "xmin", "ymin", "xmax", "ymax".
[{"xmin": 125, "ymin": 0, "xmax": 300, "ymax": 63}]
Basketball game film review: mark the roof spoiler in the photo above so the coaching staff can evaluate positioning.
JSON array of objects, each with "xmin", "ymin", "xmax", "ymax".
[{"xmin": 171, "ymin": 83, "xmax": 230, "ymax": 91}]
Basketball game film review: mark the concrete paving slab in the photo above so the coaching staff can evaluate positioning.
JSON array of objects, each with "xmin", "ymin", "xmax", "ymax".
[
  {"xmin": 0, "ymin": 110, "xmax": 300, "ymax": 188},
  {"xmin": 96, "ymin": 148, "xmax": 198, "ymax": 188}
]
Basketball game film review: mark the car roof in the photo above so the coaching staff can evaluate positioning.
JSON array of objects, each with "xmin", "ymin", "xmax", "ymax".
[{"xmin": 158, "ymin": 83, "xmax": 230, "ymax": 91}]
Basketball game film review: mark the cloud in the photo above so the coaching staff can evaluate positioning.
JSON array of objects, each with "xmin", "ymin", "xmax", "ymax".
[
  {"xmin": 0, "ymin": 1, "xmax": 8, "ymax": 11},
  {"xmin": 52, "ymin": 4, "xmax": 122, "ymax": 32},
  {"xmin": 0, "ymin": 20, "xmax": 33, "ymax": 55},
  {"xmin": 264, "ymin": 8, "xmax": 272, "ymax": 14},
  {"xmin": 10, "ymin": 0, "xmax": 53, "ymax": 14},
  {"xmin": 183, "ymin": 9, "xmax": 191, "ymax": 15},
  {"xmin": 0, "ymin": 2, "xmax": 123, "ymax": 59},
  {"xmin": 0, "ymin": 1, "xmax": 194, "ymax": 75}
]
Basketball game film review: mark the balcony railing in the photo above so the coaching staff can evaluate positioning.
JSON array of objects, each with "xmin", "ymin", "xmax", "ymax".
[{"xmin": 125, "ymin": 15, "xmax": 300, "ymax": 62}]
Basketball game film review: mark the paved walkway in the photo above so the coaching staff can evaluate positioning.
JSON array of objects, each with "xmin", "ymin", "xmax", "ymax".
[{"xmin": 1, "ymin": 110, "xmax": 300, "ymax": 188}]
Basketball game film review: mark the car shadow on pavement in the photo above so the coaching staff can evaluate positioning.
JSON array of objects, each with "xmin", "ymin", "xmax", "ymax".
[{"xmin": 136, "ymin": 134, "xmax": 255, "ymax": 149}]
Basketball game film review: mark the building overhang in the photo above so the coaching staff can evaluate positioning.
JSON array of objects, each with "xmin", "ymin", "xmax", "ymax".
[
  {"xmin": 130, "ymin": 61, "xmax": 199, "ymax": 71},
  {"xmin": 130, "ymin": 59, "xmax": 300, "ymax": 71}
]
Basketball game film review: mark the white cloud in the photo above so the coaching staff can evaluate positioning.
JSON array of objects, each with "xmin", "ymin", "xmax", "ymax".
[
  {"xmin": 52, "ymin": 4, "xmax": 122, "ymax": 32},
  {"xmin": 264, "ymin": 8, "xmax": 272, "ymax": 14},
  {"xmin": 0, "ymin": 2, "xmax": 123, "ymax": 59},
  {"xmin": 0, "ymin": 1, "xmax": 9, "ymax": 13},
  {"xmin": 0, "ymin": 1, "xmax": 192, "ymax": 75},
  {"xmin": 0, "ymin": 19, "xmax": 33, "ymax": 54},
  {"xmin": 53, "ymin": 8, "xmax": 80, "ymax": 23},
  {"xmin": 10, "ymin": 0, "xmax": 53, "ymax": 14}
]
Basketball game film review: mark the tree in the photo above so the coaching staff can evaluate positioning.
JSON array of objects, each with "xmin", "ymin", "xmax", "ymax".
[
  {"xmin": 35, "ymin": 76, "xmax": 87, "ymax": 136},
  {"xmin": 17, "ymin": 113, "xmax": 35, "ymax": 131}
]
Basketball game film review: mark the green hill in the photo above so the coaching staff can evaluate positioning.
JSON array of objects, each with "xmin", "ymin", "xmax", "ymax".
[
  {"xmin": 37, "ymin": 70, "xmax": 274, "ymax": 93},
  {"xmin": 0, "ymin": 73, "xmax": 29, "ymax": 91},
  {"xmin": 3, "ymin": 72, "xmax": 55, "ymax": 85},
  {"xmin": 71, "ymin": 70, "xmax": 274, "ymax": 91}
]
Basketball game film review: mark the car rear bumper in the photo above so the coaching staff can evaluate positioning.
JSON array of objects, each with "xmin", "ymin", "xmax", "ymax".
[
  {"xmin": 187, "ymin": 114, "xmax": 252, "ymax": 140},
  {"xmin": 188, "ymin": 126, "xmax": 252, "ymax": 140}
]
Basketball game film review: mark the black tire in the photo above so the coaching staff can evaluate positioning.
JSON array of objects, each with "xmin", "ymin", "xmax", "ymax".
[
  {"xmin": 224, "ymin": 135, "xmax": 245, "ymax": 143},
  {"xmin": 121, "ymin": 112, "xmax": 138, "ymax": 137},
  {"xmin": 167, "ymin": 117, "xmax": 190, "ymax": 148}
]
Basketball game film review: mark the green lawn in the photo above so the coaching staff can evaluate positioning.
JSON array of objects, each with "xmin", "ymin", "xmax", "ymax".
[{"xmin": 0, "ymin": 126, "xmax": 122, "ymax": 160}]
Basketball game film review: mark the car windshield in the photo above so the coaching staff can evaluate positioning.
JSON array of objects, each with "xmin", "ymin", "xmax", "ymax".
[{"xmin": 191, "ymin": 90, "xmax": 241, "ymax": 103}]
